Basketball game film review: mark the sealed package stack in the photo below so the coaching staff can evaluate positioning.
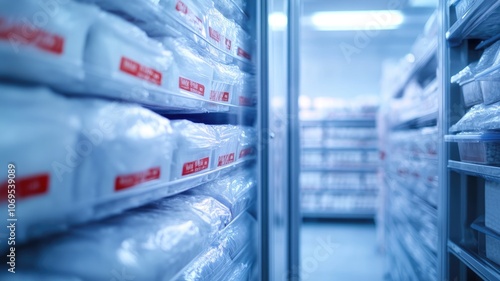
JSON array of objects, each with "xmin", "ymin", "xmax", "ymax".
[
  {"xmin": 300, "ymin": 99, "xmax": 379, "ymax": 219},
  {"xmin": 0, "ymin": 0, "xmax": 258, "ymax": 279},
  {"xmin": 378, "ymin": 12, "xmax": 439, "ymax": 281}
]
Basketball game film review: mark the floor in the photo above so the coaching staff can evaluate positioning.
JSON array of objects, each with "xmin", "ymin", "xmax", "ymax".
[{"xmin": 300, "ymin": 220, "xmax": 385, "ymax": 281}]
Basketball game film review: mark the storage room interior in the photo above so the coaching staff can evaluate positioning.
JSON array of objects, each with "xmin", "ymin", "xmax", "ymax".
[{"xmin": 2, "ymin": 0, "xmax": 500, "ymax": 280}]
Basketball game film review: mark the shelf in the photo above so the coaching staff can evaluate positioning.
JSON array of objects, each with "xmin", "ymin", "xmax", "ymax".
[
  {"xmin": 300, "ymin": 119, "xmax": 376, "ymax": 128},
  {"xmin": 92, "ymin": 157, "xmax": 256, "ymax": 219},
  {"xmin": 446, "ymin": 0, "xmax": 500, "ymax": 46},
  {"xmin": 392, "ymin": 111, "xmax": 438, "ymax": 130},
  {"xmin": 448, "ymin": 241, "xmax": 500, "ymax": 280},
  {"xmin": 301, "ymin": 210, "xmax": 375, "ymax": 219},
  {"xmin": 301, "ymin": 146, "xmax": 378, "ymax": 152},
  {"xmin": 448, "ymin": 160, "xmax": 500, "ymax": 182},
  {"xmin": 390, "ymin": 39, "xmax": 438, "ymax": 99},
  {"xmin": 301, "ymin": 188, "xmax": 378, "ymax": 195},
  {"xmin": 301, "ymin": 165, "xmax": 379, "ymax": 173}
]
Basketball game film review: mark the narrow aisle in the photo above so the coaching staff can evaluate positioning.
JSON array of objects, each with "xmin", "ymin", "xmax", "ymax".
[{"xmin": 300, "ymin": 220, "xmax": 385, "ymax": 281}]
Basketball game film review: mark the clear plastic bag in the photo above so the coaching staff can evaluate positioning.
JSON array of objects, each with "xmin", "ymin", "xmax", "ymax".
[
  {"xmin": 449, "ymin": 102, "xmax": 500, "ymax": 132},
  {"xmin": 187, "ymin": 168, "xmax": 257, "ymax": 217},
  {"xmin": 237, "ymin": 126, "xmax": 257, "ymax": 159},
  {"xmin": 211, "ymin": 62, "xmax": 240, "ymax": 103},
  {"xmin": 213, "ymin": 0, "xmax": 248, "ymax": 28},
  {"xmin": 83, "ymin": 12, "xmax": 176, "ymax": 101},
  {"xmin": 74, "ymin": 99, "xmax": 176, "ymax": 220},
  {"xmin": 171, "ymin": 120, "xmax": 218, "ymax": 179},
  {"xmin": 161, "ymin": 37, "xmax": 215, "ymax": 101},
  {"xmin": 18, "ymin": 194, "xmax": 229, "ymax": 280},
  {"xmin": 214, "ymin": 125, "xmax": 240, "ymax": 168},
  {"xmin": 0, "ymin": 0, "xmax": 99, "ymax": 92},
  {"xmin": 0, "ymin": 84, "xmax": 81, "ymax": 245}
]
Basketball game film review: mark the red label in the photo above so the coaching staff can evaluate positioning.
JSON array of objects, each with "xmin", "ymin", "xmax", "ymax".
[
  {"xmin": 218, "ymin": 153, "xmax": 235, "ymax": 167},
  {"xmin": 209, "ymin": 27, "xmax": 221, "ymax": 43},
  {"xmin": 179, "ymin": 77, "xmax": 205, "ymax": 96},
  {"xmin": 237, "ymin": 47, "xmax": 251, "ymax": 60},
  {"xmin": 225, "ymin": 38, "xmax": 232, "ymax": 51},
  {"xmin": 0, "ymin": 18, "xmax": 64, "ymax": 55},
  {"xmin": 239, "ymin": 147, "xmax": 255, "ymax": 159},
  {"xmin": 1, "ymin": 173, "xmax": 50, "ymax": 201},
  {"xmin": 176, "ymin": 0, "xmax": 188, "ymax": 14},
  {"xmin": 182, "ymin": 157, "xmax": 210, "ymax": 176},
  {"xmin": 114, "ymin": 167, "xmax": 161, "ymax": 191},
  {"xmin": 210, "ymin": 91, "xmax": 230, "ymax": 102},
  {"xmin": 120, "ymin": 57, "xmax": 162, "ymax": 85},
  {"xmin": 239, "ymin": 96, "xmax": 252, "ymax": 106}
]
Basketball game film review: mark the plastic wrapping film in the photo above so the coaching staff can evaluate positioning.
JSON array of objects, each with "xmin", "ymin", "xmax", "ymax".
[
  {"xmin": 187, "ymin": 167, "xmax": 257, "ymax": 217},
  {"xmin": 0, "ymin": 0, "xmax": 99, "ymax": 92},
  {"xmin": 0, "ymin": 84, "xmax": 81, "ymax": 245},
  {"xmin": 214, "ymin": 125, "xmax": 240, "ymax": 168},
  {"xmin": 237, "ymin": 126, "xmax": 257, "ymax": 159},
  {"xmin": 213, "ymin": 0, "xmax": 248, "ymax": 28},
  {"xmin": 17, "ymin": 194, "xmax": 230, "ymax": 281},
  {"xmin": 175, "ymin": 212, "xmax": 256, "ymax": 281},
  {"xmin": 171, "ymin": 120, "xmax": 219, "ymax": 179},
  {"xmin": 75, "ymin": 99, "xmax": 176, "ymax": 221},
  {"xmin": 83, "ymin": 12, "xmax": 178, "ymax": 101},
  {"xmin": 211, "ymin": 62, "xmax": 240, "ymax": 104},
  {"xmin": 161, "ymin": 37, "xmax": 215, "ymax": 101},
  {"xmin": 449, "ymin": 101, "xmax": 500, "ymax": 132}
]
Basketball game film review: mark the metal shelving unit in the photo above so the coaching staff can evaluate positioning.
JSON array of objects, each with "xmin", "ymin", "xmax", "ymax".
[
  {"xmin": 440, "ymin": 0, "xmax": 500, "ymax": 280},
  {"xmin": 300, "ymin": 115, "xmax": 379, "ymax": 219}
]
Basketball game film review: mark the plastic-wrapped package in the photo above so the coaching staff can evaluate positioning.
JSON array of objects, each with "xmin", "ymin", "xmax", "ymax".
[
  {"xmin": 161, "ymin": 37, "xmax": 214, "ymax": 101},
  {"xmin": 206, "ymin": 8, "xmax": 234, "ymax": 62},
  {"xmin": 218, "ymin": 212, "xmax": 256, "ymax": 259},
  {"xmin": 214, "ymin": 125, "xmax": 240, "ymax": 168},
  {"xmin": 451, "ymin": 62, "xmax": 483, "ymax": 107},
  {"xmin": 211, "ymin": 62, "xmax": 240, "ymax": 103},
  {"xmin": 176, "ymin": 245, "xmax": 232, "ymax": 280},
  {"xmin": 238, "ymin": 126, "xmax": 257, "ymax": 160},
  {"xmin": 83, "ymin": 12, "xmax": 176, "ymax": 102},
  {"xmin": 0, "ymin": 84, "xmax": 81, "ymax": 244},
  {"xmin": 155, "ymin": 0, "xmax": 212, "ymax": 38},
  {"xmin": 187, "ymin": 168, "xmax": 257, "ymax": 217},
  {"xmin": 0, "ymin": 0, "xmax": 99, "ymax": 92},
  {"xmin": 213, "ymin": 0, "xmax": 248, "ymax": 28},
  {"xmin": 234, "ymin": 71, "xmax": 256, "ymax": 106},
  {"xmin": 18, "ymin": 194, "xmax": 228, "ymax": 280},
  {"xmin": 449, "ymin": 102, "xmax": 500, "ymax": 132},
  {"xmin": 74, "ymin": 99, "xmax": 176, "ymax": 220},
  {"xmin": 234, "ymin": 25, "xmax": 252, "ymax": 63},
  {"xmin": 171, "ymin": 120, "xmax": 218, "ymax": 179},
  {"xmin": 446, "ymin": 132, "xmax": 500, "ymax": 165}
]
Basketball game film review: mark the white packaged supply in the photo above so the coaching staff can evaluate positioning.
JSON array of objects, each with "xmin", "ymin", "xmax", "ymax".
[
  {"xmin": 234, "ymin": 71, "xmax": 256, "ymax": 106},
  {"xmin": 75, "ymin": 99, "xmax": 176, "ymax": 219},
  {"xmin": 161, "ymin": 37, "xmax": 214, "ymax": 101},
  {"xmin": 19, "ymin": 194, "xmax": 229, "ymax": 280},
  {"xmin": 83, "ymin": 12, "xmax": 176, "ymax": 103},
  {"xmin": 234, "ymin": 25, "xmax": 253, "ymax": 63},
  {"xmin": 206, "ymin": 8, "xmax": 236, "ymax": 63},
  {"xmin": 178, "ymin": 245, "xmax": 233, "ymax": 281},
  {"xmin": 0, "ymin": 84, "xmax": 81, "ymax": 244},
  {"xmin": 214, "ymin": 125, "xmax": 240, "ymax": 168},
  {"xmin": 211, "ymin": 62, "xmax": 240, "ymax": 103},
  {"xmin": 171, "ymin": 120, "xmax": 218, "ymax": 179},
  {"xmin": 0, "ymin": 0, "xmax": 99, "ymax": 92},
  {"xmin": 238, "ymin": 126, "xmax": 257, "ymax": 159},
  {"xmin": 187, "ymin": 168, "xmax": 257, "ymax": 217},
  {"xmin": 213, "ymin": 0, "xmax": 248, "ymax": 28},
  {"xmin": 218, "ymin": 212, "xmax": 256, "ymax": 259}
]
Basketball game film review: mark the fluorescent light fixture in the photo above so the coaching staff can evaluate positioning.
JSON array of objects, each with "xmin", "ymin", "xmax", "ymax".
[
  {"xmin": 269, "ymin": 12, "xmax": 287, "ymax": 30},
  {"xmin": 311, "ymin": 10, "xmax": 404, "ymax": 31}
]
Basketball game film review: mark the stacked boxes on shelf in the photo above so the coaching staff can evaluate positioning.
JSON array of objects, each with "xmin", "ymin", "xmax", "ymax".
[
  {"xmin": 379, "ymin": 11, "xmax": 439, "ymax": 281},
  {"xmin": 300, "ymin": 102, "xmax": 379, "ymax": 218},
  {"xmin": 0, "ymin": 0, "xmax": 258, "ymax": 279}
]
